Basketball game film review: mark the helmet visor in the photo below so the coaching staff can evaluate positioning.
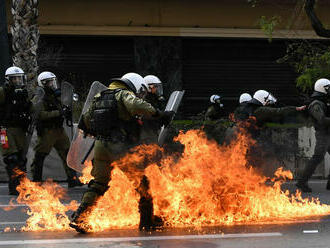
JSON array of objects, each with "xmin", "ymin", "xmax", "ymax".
[
  {"xmin": 149, "ymin": 83, "xmax": 163, "ymax": 96},
  {"xmin": 8, "ymin": 75, "xmax": 25, "ymax": 88},
  {"xmin": 137, "ymin": 84, "xmax": 148, "ymax": 99},
  {"xmin": 265, "ymin": 93, "xmax": 277, "ymax": 105},
  {"xmin": 324, "ymin": 84, "xmax": 330, "ymax": 94},
  {"xmin": 43, "ymin": 78, "xmax": 58, "ymax": 91}
]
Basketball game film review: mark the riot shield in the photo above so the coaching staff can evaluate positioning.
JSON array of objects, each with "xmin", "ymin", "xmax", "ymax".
[
  {"xmin": 22, "ymin": 87, "xmax": 45, "ymax": 158},
  {"xmin": 66, "ymin": 81, "xmax": 107, "ymax": 172},
  {"xmin": 158, "ymin": 90, "xmax": 185, "ymax": 146},
  {"xmin": 61, "ymin": 81, "xmax": 74, "ymax": 140}
]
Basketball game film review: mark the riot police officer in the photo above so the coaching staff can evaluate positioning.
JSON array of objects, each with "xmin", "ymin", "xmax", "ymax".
[
  {"xmin": 140, "ymin": 75, "xmax": 166, "ymax": 144},
  {"xmin": 70, "ymin": 72, "xmax": 174, "ymax": 233},
  {"xmin": 233, "ymin": 90, "xmax": 305, "ymax": 172},
  {"xmin": 1, "ymin": 66, "xmax": 32, "ymax": 195},
  {"xmin": 296, "ymin": 79, "xmax": 330, "ymax": 192},
  {"xmin": 205, "ymin": 94, "xmax": 224, "ymax": 121},
  {"xmin": 30, "ymin": 71, "xmax": 82, "ymax": 187},
  {"xmin": 233, "ymin": 93, "xmax": 252, "ymax": 121},
  {"xmin": 144, "ymin": 75, "xmax": 166, "ymax": 110},
  {"xmin": 234, "ymin": 90, "xmax": 305, "ymax": 124}
]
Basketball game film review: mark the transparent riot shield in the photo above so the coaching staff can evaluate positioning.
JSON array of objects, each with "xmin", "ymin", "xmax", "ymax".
[
  {"xmin": 158, "ymin": 90, "xmax": 185, "ymax": 146},
  {"xmin": 66, "ymin": 81, "xmax": 107, "ymax": 172},
  {"xmin": 22, "ymin": 87, "xmax": 45, "ymax": 158},
  {"xmin": 61, "ymin": 81, "xmax": 74, "ymax": 140}
]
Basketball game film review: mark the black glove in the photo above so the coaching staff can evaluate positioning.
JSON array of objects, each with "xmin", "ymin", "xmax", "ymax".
[
  {"xmin": 54, "ymin": 89, "xmax": 61, "ymax": 98},
  {"xmin": 158, "ymin": 110, "xmax": 175, "ymax": 126},
  {"xmin": 61, "ymin": 105, "xmax": 72, "ymax": 119},
  {"xmin": 14, "ymin": 88, "xmax": 28, "ymax": 99}
]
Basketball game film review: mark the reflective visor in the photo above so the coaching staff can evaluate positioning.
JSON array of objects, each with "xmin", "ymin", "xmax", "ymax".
[
  {"xmin": 149, "ymin": 83, "xmax": 163, "ymax": 96},
  {"xmin": 9, "ymin": 75, "xmax": 25, "ymax": 88},
  {"xmin": 43, "ymin": 78, "xmax": 58, "ymax": 90},
  {"xmin": 265, "ymin": 93, "xmax": 277, "ymax": 105}
]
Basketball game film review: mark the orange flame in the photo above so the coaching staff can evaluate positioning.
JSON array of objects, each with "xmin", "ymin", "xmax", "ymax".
[
  {"xmin": 5, "ymin": 129, "xmax": 330, "ymax": 232},
  {"xmin": 147, "ymin": 130, "xmax": 330, "ymax": 227},
  {"xmin": 79, "ymin": 160, "xmax": 93, "ymax": 184},
  {"xmin": 15, "ymin": 177, "xmax": 77, "ymax": 231}
]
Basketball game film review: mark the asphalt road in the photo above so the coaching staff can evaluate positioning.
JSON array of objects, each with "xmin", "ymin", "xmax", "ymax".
[{"xmin": 0, "ymin": 181, "xmax": 330, "ymax": 248}]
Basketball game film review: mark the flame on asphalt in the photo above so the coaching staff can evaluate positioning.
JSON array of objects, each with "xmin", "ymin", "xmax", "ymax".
[{"xmin": 4, "ymin": 128, "xmax": 330, "ymax": 232}]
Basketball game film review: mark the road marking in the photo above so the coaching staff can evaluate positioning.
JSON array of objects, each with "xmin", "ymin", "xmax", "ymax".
[
  {"xmin": 0, "ymin": 232, "xmax": 282, "ymax": 245},
  {"xmin": 0, "ymin": 222, "xmax": 25, "ymax": 225},
  {"xmin": 303, "ymin": 230, "xmax": 319, "ymax": 233},
  {"xmin": 0, "ymin": 203, "xmax": 78, "ymax": 208}
]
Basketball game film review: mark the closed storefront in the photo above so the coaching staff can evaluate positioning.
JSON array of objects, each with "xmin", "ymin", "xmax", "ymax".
[{"xmin": 182, "ymin": 38, "xmax": 299, "ymax": 115}]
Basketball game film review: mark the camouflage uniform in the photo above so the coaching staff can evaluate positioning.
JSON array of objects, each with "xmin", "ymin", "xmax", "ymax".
[
  {"xmin": 297, "ymin": 93, "xmax": 330, "ymax": 192},
  {"xmin": 0, "ymin": 85, "xmax": 32, "ymax": 195},
  {"xmin": 72, "ymin": 81, "xmax": 166, "ymax": 232},
  {"xmin": 31, "ymin": 88, "xmax": 79, "ymax": 186}
]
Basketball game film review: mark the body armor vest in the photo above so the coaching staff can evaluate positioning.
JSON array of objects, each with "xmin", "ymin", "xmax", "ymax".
[{"xmin": 90, "ymin": 89, "xmax": 122, "ymax": 137}]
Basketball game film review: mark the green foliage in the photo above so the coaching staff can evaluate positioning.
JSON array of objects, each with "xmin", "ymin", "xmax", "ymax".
[
  {"xmin": 258, "ymin": 16, "xmax": 281, "ymax": 42},
  {"xmin": 278, "ymin": 41, "xmax": 330, "ymax": 92}
]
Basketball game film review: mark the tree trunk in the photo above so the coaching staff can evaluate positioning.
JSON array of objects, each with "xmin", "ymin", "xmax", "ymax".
[
  {"xmin": 10, "ymin": 0, "xmax": 39, "ymax": 94},
  {"xmin": 304, "ymin": 0, "xmax": 330, "ymax": 38},
  {"xmin": 0, "ymin": 0, "xmax": 10, "ymax": 85}
]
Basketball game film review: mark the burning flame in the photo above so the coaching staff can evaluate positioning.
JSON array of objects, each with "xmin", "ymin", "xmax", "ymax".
[
  {"xmin": 5, "ymin": 128, "xmax": 330, "ymax": 232},
  {"xmin": 79, "ymin": 160, "xmax": 93, "ymax": 184},
  {"xmin": 15, "ymin": 177, "xmax": 77, "ymax": 231}
]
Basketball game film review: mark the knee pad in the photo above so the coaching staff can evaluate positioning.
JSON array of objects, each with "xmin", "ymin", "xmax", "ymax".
[{"xmin": 86, "ymin": 180, "xmax": 109, "ymax": 196}]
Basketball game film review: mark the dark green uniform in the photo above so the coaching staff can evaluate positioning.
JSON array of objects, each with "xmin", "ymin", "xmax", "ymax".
[
  {"xmin": 0, "ymin": 85, "xmax": 32, "ymax": 195},
  {"xmin": 140, "ymin": 93, "xmax": 166, "ymax": 144},
  {"xmin": 297, "ymin": 93, "xmax": 330, "ymax": 192},
  {"xmin": 233, "ymin": 99, "xmax": 298, "ymax": 170},
  {"xmin": 31, "ymin": 88, "xmax": 79, "ymax": 185},
  {"xmin": 234, "ymin": 99, "xmax": 297, "ymax": 125},
  {"xmin": 71, "ymin": 81, "xmax": 166, "ymax": 233},
  {"xmin": 205, "ymin": 103, "xmax": 223, "ymax": 121}
]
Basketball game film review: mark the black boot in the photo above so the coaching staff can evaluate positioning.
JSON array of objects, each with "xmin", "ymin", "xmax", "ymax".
[
  {"xmin": 326, "ymin": 175, "xmax": 330, "ymax": 190},
  {"xmin": 68, "ymin": 172, "xmax": 84, "ymax": 188},
  {"xmin": 4, "ymin": 154, "xmax": 21, "ymax": 195},
  {"xmin": 31, "ymin": 153, "xmax": 47, "ymax": 182},
  {"xmin": 137, "ymin": 176, "xmax": 164, "ymax": 231},
  {"xmin": 68, "ymin": 178, "xmax": 84, "ymax": 188},
  {"xmin": 6, "ymin": 167, "xmax": 18, "ymax": 195},
  {"xmin": 296, "ymin": 180, "xmax": 312, "ymax": 193},
  {"xmin": 70, "ymin": 203, "xmax": 92, "ymax": 234},
  {"xmin": 67, "ymin": 169, "xmax": 84, "ymax": 188},
  {"xmin": 138, "ymin": 196, "xmax": 164, "ymax": 231}
]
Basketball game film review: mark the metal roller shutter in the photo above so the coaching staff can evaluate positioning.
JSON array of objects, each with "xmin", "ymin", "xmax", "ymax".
[{"xmin": 182, "ymin": 38, "xmax": 298, "ymax": 115}]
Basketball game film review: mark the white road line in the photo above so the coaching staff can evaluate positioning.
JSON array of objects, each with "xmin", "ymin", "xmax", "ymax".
[
  {"xmin": 0, "ymin": 221, "xmax": 25, "ymax": 225},
  {"xmin": 0, "ymin": 232, "xmax": 282, "ymax": 245},
  {"xmin": 0, "ymin": 203, "xmax": 78, "ymax": 207}
]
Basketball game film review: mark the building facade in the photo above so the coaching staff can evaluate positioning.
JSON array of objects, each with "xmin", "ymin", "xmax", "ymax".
[{"xmin": 5, "ymin": 0, "xmax": 330, "ymax": 115}]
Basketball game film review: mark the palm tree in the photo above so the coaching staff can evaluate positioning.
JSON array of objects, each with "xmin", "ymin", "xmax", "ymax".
[
  {"xmin": 0, "ymin": 0, "xmax": 10, "ymax": 83},
  {"xmin": 10, "ymin": 0, "xmax": 39, "ymax": 94}
]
